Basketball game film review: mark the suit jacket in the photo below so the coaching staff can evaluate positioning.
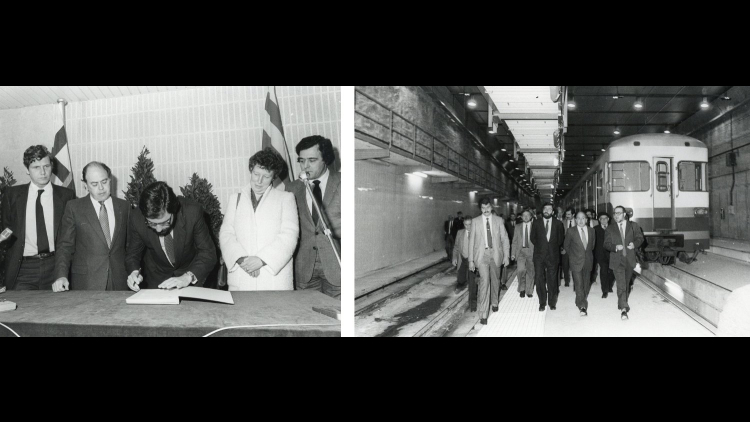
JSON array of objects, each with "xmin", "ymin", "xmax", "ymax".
[
  {"xmin": 603, "ymin": 220, "xmax": 645, "ymax": 269},
  {"xmin": 593, "ymin": 225, "xmax": 609, "ymax": 262},
  {"xmin": 452, "ymin": 228, "xmax": 470, "ymax": 263},
  {"xmin": 529, "ymin": 217, "xmax": 565, "ymax": 264},
  {"xmin": 468, "ymin": 215, "xmax": 510, "ymax": 267},
  {"xmin": 511, "ymin": 222, "xmax": 534, "ymax": 258},
  {"xmin": 0, "ymin": 183, "xmax": 76, "ymax": 290},
  {"xmin": 54, "ymin": 196, "xmax": 130, "ymax": 290},
  {"xmin": 219, "ymin": 185, "xmax": 299, "ymax": 291},
  {"xmin": 450, "ymin": 218, "xmax": 463, "ymax": 238},
  {"xmin": 286, "ymin": 169, "xmax": 341, "ymax": 288},
  {"xmin": 125, "ymin": 197, "xmax": 217, "ymax": 289},
  {"xmin": 563, "ymin": 225, "xmax": 595, "ymax": 273}
]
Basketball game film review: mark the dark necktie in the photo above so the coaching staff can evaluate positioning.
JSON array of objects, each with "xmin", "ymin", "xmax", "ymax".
[
  {"xmin": 312, "ymin": 180, "xmax": 322, "ymax": 227},
  {"xmin": 486, "ymin": 218, "xmax": 493, "ymax": 249},
  {"xmin": 545, "ymin": 219, "xmax": 549, "ymax": 238},
  {"xmin": 164, "ymin": 233, "xmax": 176, "ymax": 266},
  {"xmin": 36, "ymin": 189, "xmax": 50, "ymax": 254},
  {"xmin": 98, "ymin": 201, "xmax": 112, "ymax": 248},
  {"xmin": 620, "ymin": 223, "xmax": 627, "ymax": 257}
]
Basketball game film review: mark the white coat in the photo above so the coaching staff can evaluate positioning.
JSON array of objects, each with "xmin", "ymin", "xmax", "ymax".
[{"xmin": 219, "ymin": 184, "xmax": 299, "ymax": 291}]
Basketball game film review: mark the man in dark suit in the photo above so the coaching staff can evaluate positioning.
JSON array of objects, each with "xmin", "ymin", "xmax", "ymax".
[
  {"xmin": 0, "ymin": 145, "xmax": 76, "ymax": 291},
  {"xmin": 564, "ymin": 211, "xmax": 596, "ymax": 316},
  {"xmin": 604, "ymin": 205, "xmax": 645, "ymax": 320},
  {"xmin": 594, "ymin": 212, "xmax": 615, "ymax": 297},
  {"xmin": 529, "ymin": 202, "xmax": 565, "ymax": 311},
  {"xmin": 286, "ymin": 135, "xmax": 341, "ymax": 298},
  {"xmin": 52, "ymin": 162, "xmax": 130, "ymax": 292},
  {"xmin": 560, "ymin": 207, "xmax": 576, "ymax": 287},
  {"xmin": 444, "ymin": 214, "xmax": 455, "ymax": 260},
  {"xmin": 125, "ymin": 181, "xmax": 217, "ymax": 290}
]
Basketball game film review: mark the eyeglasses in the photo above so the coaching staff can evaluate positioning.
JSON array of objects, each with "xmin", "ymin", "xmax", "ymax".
[
  {"xmin": 614, "ymin": 212, "xmax": 624, "ymax": 215},
  {"xmin": 145, "ymin": 214, "xmax": 173, "ymax": 228}
]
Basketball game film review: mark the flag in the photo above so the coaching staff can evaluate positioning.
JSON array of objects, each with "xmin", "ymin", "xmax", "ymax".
[
  {"xmin": 262, "ymin": 86, "xmax": 295, "ymax": 190},
  {"xmin": 51, "ymin": 104, "xmax": 75, "ymax": 191}
]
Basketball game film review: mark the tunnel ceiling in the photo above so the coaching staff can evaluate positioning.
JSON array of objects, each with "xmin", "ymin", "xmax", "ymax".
[
  {"xmin": 457, "ymin": 86, "xmax": 733, "ymax": 203},
  {"xmin": 557, "ymin": 86, "xmax": 732, "ymax": 198}
]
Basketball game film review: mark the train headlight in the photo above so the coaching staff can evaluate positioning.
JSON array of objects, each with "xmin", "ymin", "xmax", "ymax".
[{"xmin": 694, "ymin": 207, "xmax": 709, "ymax": 216}]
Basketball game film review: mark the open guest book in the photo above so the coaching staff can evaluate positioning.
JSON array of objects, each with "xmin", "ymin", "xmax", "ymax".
[{"xmin": 126, "ymin": 287, "xmax": 234, "ymax": 305}]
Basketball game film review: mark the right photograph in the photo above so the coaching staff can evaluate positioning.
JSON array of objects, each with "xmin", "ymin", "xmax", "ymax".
[{"xmin": 354, "ymin": 85, "xmax": 750, "ymax": 337}]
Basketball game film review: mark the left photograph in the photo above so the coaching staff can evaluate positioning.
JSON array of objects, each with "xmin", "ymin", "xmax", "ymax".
[{"xmin": 0, "ymin": 86, "xmax": 341, "ymax": 337}]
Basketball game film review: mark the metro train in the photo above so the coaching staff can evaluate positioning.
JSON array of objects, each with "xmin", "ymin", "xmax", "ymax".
[{"xmin": 559, "ymin": 133, "xmax": 709, "ymax": 264}]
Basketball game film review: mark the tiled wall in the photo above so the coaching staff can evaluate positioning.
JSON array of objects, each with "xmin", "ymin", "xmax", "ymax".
[
  {"xmin": 0, "ymin": 86, "xmax": 341, "ymax": 213},
  {"xmin": 355, "ymin": 160, "xmax": 482, "ymax": 277},
  {"xmin": 691, "ymin": 100, "xmax": 750, "ymax": 240}
]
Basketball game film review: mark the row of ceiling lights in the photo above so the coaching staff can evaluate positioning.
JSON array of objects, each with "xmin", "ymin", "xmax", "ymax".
[{"xmin": 566, "ymin": 95, "xmax": 716, "ymax": 110}]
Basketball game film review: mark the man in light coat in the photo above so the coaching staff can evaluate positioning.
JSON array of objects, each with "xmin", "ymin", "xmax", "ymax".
[
  {"xmin": 511, "ymin": 210, "xmax": 535, "ymax": 299},
  {"xmin": 220, "ymin": 148, "xmax": 299, "ymax": 291},
  {"xmin": 468, "ymin": 198, "xmax": 510, "ymax": 325}
]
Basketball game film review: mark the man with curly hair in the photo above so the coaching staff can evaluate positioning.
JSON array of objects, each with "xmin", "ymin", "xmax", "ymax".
[{"xmin": 286, "ymin": 135, "xmax": 341, "ymax": 298}]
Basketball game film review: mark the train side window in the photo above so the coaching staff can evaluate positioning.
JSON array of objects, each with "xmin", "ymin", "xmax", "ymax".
[
  {"xmin": 656, "ymin": 161, "xmax": 669, "ymax": 192},
  {"xmin": 609, "ymin": 161, "xmax": 650, "ymax": 192},
  {"xmin": 678, "ymin": 161, "xmax": 707, "ymax": 191}
]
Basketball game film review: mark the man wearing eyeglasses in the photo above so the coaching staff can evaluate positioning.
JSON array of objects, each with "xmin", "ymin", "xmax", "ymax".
[
  {"xmin": 603, "ymin": 205, "xmax": 644, "ymax": 320},
  {"xmin": 52, "ymin": 162, "xmax": 130, "ymax": 292},
  {"xmin": 125, "ymin": 181, "xmax": 217, "ymax": 290}
]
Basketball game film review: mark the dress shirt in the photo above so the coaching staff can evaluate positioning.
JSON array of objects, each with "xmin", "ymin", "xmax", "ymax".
[
  {"xmin": 90, "ymin": 195, "xmax": 115, "ymax": 241},
  {"xmin": 306, "ymin": 167, "xmax": 329, "ymax": 218},
  {"xmin": 24, "ymin": 182, "xmax": 55, "ymax": 256}
]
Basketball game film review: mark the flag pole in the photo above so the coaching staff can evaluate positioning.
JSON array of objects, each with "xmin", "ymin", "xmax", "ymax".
[
  {"xmin": 57, "ymin": 98, "xmax": 73, "ymax": 189},
  {"xmin": 272, "ymin": 86, "xmax": 295, "ymax": 181}
]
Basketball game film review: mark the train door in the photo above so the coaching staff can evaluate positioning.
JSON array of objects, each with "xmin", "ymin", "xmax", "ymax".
[{"xmin": 653, "ymin": 157, "xmax": 675, "ymax": 230}]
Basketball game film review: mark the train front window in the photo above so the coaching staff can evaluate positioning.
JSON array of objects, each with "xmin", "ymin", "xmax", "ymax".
[
  {"xmin": 678, "ymin": 161, "xmax": 707, "ymax": 191},
  {"xmin": 656, "ymin": 161, "xmax": 669, "ymax": 192},
  {"xmin": 609, "ymin": 161, "xmax": 650, "ymax": 192}
]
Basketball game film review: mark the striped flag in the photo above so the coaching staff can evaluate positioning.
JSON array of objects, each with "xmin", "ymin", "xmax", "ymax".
[
  {"xmin": 262, "ymin": 86, "xmax": 295, "ymax": 190},
  {"xmin": 51, "ymin": 104, "xmax": 75, "ymax": 191}
]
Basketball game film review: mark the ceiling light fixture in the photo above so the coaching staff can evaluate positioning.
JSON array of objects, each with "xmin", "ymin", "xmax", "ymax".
[
  {"xmin": 700, "ymin": 97, "xmax": 709, "ymax": 109},
  {"xmin": 614, "ymin": 128, "xmax": 621, "ymax": 135},
  {"xmin": 722, "ymin": 94, "xmax": 731, "ymax": 100},
  {"xmin": 664, "ymin": 128, "xmax": 671, "ymax": 134},
  {"xmin": 567, "ymin": 94, "xmax": 576, "ymax": 109},
  {"xmin": 467, "ymin": 97, "xmax": 477, "ymax": 108},
  {"xmin": 634, "ymin": 98, "xmax": 644, "ymax": 110}
]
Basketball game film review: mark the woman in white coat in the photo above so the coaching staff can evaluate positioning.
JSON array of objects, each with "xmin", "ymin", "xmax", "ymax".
[{"xmin": 219, "ymin": 148, "xmax": 299, "ymax": 291}]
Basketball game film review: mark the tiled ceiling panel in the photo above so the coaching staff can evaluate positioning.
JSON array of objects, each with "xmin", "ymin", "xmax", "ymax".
[{"xmin": 0, "ymin": 86, "xmax": 198, "ymax": 110}]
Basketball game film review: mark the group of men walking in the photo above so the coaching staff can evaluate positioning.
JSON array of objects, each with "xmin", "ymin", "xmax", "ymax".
[{"xmin": 453, "ymin": 200, "xmax": 644, "ymax": 324}]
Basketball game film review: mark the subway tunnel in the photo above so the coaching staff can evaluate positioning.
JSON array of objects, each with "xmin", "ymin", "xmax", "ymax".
[{"xmin": 355, "ymin": 86, "xmax": 750, "ymax": 337}]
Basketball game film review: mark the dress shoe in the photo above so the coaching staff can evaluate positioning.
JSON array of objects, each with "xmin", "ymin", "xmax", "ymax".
[
  {"xmin": 470, "ymin": 306, "xmax": 477, "ymax": 312},
  {"xmin": 501, "ymin": 284, "xmax": 508, "ymax": 291},
  {"xmin": 580, "ymin": 308, "xmax": 587, "ymax": 316},
  {"xmin": 621, "ymin": 311, "xmax": 628, "ymax": 320},
  {"xmin": 564, "ymin": 283, "xmax": 569, "ymax": 287},
  {"xmin": 539, "ymin": 306, "xmax": 545, "ymax": 312},
  {"xmin": 480, "ymin": 318, "xmax": 487, "ymax": 325},
  {"xmin": 527, "ymin": 294, "xmax": 533, "ymax": 298},
  {"xmin": 492, "ymin": 306, "xmax": 498, "ymax": 312},
  {"xmin": 550, "ymin": 306, "xmax": 556, "ymax": 310},
  {"xmin": 602, "ymin": 293, "xmax": 608, "ymax": 298},
  {"xmin": 609, "ymin": 289, "xmax": 614, "ymax": 293},
  {"xmin": 520, "ymin": 292, "xmax": 526, "ymax": 298}
]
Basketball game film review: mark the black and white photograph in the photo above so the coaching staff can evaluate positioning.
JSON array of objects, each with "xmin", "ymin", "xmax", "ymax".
[
  {"xmin": 0, "ymin": 86, "xmax": 341, "ymax": 337},
  {"xmin": 354, "ymin": 85, "xmax": 750, "ymax": 337}
]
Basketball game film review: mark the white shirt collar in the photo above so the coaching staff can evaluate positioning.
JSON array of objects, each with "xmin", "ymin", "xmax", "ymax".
[
  {"xmin": 312, "ymin": 167, "xmax": 329, "ymax": 184},
  {"xmin": 32, "ymin": 181, "xmax": 53, "ymax": 194},
  {"xmin": 90, "ymin": 194, "xmax": 113, "ymax": 208}
]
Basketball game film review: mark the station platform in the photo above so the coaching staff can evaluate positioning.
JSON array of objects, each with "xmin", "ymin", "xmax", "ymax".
[
  {"xmin": 474, "ymin": 275, "xmax": 713, "ymax": 337},
  {"xmin": 708, "ymin": 237, "xmax": 750, "ymax": 264}
]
